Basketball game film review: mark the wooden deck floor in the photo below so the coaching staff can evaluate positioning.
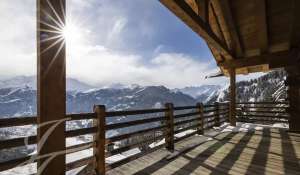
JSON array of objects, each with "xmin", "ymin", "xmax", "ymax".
[{"xmin": 107, "ymin": 127, "xmax": 300, "ymax": 175}]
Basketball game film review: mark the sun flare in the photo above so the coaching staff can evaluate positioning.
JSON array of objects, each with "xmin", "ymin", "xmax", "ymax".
[{"xmin": 62, "ymin": 21, "xmax": 82, "ymax": 50}]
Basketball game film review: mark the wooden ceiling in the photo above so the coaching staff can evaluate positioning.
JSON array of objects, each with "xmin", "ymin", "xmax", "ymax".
[{"xmin": 160, "ymin": 0, "xmax": 300, "ymax": 76}]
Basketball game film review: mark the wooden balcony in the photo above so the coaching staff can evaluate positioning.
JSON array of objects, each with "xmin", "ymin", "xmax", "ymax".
[
  {"xmin": 1, "ymin": 101, "xmax": 299, "ymax": 174},
  {"xmin": 108, "ymin": 127, "xmax": 300, "ymax": 175}
]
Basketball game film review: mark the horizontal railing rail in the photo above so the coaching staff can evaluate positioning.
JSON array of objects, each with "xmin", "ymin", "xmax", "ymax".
[{"xmin": 236, "ymin": 101, "xmax": 289, "ymax": 124}]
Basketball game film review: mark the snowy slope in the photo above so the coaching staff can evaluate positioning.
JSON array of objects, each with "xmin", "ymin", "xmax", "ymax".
[{"xmin": 175, "ymin": 85, "xmax": 221, "ymax": 103}]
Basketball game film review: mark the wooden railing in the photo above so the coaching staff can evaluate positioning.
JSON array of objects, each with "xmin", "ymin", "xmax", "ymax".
[
  {"xmin": 0, "ymin": 102, "xmax": 229, "ymax": 174},
  {"xmin": 236, "ymin": 101, "xmax": 290, "ymax": 124},
  {"xmin": 0, "ymin": 112, "xmax": 98, "ymax": 173},
  {"xmin": 0, "ymin": 101, "xmax": 289, "ymax": 174}
]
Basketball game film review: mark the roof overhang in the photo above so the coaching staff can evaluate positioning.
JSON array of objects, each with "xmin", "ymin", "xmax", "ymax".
[{"xmin": 160, "ymin": 0, "xmax": 300, "ymax": 76}]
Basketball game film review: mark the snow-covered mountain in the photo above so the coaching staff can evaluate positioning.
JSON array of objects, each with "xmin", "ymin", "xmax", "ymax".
[
  {"xmin": 0, "ymin": 70, "xmax": 286, "ymax": 118},
  {"xmin": 0, "ymin": 76, "xmax": 94, "ymax": 91},
  {"xmin": 0, "ymin": 85, "xmax": 196, "ymax": 118},
  {"xmin": 176, "ymin": 85, "xmax": 221, "ymax": 98},
  {"xmin": 214, "ymin": 70, "xmax": 287, "ymax": 103},
  {"xmin": 175, "ymin": 85, "xmax": 222, "ymax": 103}
]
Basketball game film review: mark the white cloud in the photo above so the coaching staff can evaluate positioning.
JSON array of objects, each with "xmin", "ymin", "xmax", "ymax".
[
  {"xmin": 66, "ymin": 42, "xmax": 225, "ymax": 88},
  {"xmin": 0, "ymin": 0, "xmax": 36, "ymax": 78},
  {"xmin": 2, "ymin": 0, "xmax": 262, "ymax": 88}
]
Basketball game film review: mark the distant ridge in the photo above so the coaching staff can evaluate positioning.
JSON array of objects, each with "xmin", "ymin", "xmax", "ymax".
[{"xmin": 0, "ymin": 76, "xmax": 94, "ymax": 91}]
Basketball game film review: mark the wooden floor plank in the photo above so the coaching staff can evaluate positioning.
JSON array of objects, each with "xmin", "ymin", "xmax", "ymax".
[{"xmin": 107, "ymin": 128, "xmax": 300, "ymax": 175}]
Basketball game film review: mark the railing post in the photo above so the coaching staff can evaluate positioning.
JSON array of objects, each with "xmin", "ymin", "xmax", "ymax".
[
  {"xmin": 215, "ymin": 102, "xmax": 220, "ymax": 127},
  {"xmin": 94, "ymin": 105, "xmax": 106, "ymax": 175},
  {"xmin": 165, "ymin": 103, "xmax": 174, "ymax": 151},
  {"xmin": 226, "ymin": 102, "xmax": 230, "ymax": 122},
  {"xmin": 196, "ymin": 103, "xmax": 204, "ymax": 135},
  {"xmin": 229, "ymin": 68, "xmax": 237, "ymax": 126}
]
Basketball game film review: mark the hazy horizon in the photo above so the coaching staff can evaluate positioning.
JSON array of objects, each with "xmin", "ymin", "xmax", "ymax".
[{"xmin": 0, "ymin": 73, "xmax": 268, "ymax": 90}]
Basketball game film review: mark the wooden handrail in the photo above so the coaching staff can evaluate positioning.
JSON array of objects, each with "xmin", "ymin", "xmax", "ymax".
[
  {"xmin": 0, "ymin": 102, "xmax": 232, "ymax": 174},
  {"xmin": 0, "ymin": 113, "xmax": 96, "ymax": 129},
  {"xmin": 0, "ymin": 116, "xmax": 36, "ymax": 128},
  {"xmin": 173, "ymin": 111, "xmax": 199, "ymax": 119},
  {"xmin": 106, "ymin": 108, "xmax": 166, "ymax": 117},
  {"xmin": 237, "ymin": 109, "xmax": 286, "ymax": 113},
  {"xmin": 236, "ymin": 106, "xmax": 288, "ymax": 109},
  {"xmin": 67, "ymin": 113, "xmax": 97, "ymax": 120},
  {"xmin": 0, "ymin": 135, "xmax": 37, "ymax": 150},
  {"xmin": 106, "ymin": 116, "xmax": 166, "ymax": 130},
  {"xmin": 173, "ymin": 105, "xmax": 197, "ymax": 110},
  {"xmin": 236, "ymin": 101, "xmax": 289, "ymax": 104}
]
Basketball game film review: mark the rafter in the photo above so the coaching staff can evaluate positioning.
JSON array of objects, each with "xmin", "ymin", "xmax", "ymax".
[
  {"xmin": 160, "ymin": 0, "xmax": 233, "ymax": 60},
  {"xmin": 196, "ymin": 0, "xmax": 209, "ymax": 23},
  {"xmin": 255, "ymin": 0, "xmax": 268, "ymax": 53},
  {"xmin": 210, "ymin": 2, "xmax": 226, "ymax": 46},
  {"xmin": 290, "ymin": 0, "xmax": 300, "ymax": 48},
  {"xmin": 218, "ymin": 50, "xmax": 299, "ymax": 69},
  {"xmin": 212, "ymin": 0, "xmax": 243, "ymax": 57}
]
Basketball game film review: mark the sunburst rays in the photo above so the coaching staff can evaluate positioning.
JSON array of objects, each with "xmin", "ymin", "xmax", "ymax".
[{"xmin": 38, "ymin": 0, "xmax": 67, "ymax": 77}]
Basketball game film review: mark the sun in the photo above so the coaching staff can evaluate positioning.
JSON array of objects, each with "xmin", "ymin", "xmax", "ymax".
[{"xmin": 62, "ymin": 21, "xmax": 82, "ymax": 50}]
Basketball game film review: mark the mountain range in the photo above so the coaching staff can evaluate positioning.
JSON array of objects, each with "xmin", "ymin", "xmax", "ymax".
[{"xmin": 0, "ymin": 70, "xmax": 286, "ymax": 118}]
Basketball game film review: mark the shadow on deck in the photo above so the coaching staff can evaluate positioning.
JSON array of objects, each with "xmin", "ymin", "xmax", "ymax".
[{"xmin": 108, "ymin": 125, "xmax": 300, "ymax": 175}]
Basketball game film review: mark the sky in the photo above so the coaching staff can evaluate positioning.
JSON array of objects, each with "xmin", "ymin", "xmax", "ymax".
[{"xmin": 0, "ymin": 0, "xmax": 262, "ymax": 88}]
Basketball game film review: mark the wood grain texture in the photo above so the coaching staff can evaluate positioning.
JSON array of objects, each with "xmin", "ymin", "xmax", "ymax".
[
  {"xmin": 107, "ymin": 128, "xmax": 300, "ymax": 175},
  {"xmin": 37, "ymin": 0, "xmax": 66, "ymax": 174}
]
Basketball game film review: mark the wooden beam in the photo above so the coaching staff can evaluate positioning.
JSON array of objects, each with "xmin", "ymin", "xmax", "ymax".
[
  {"xmin": 229, "ymin": 68, "xmax": 236, "ymax": 126},
  {"xmin": 285, "ymin": 67, "xmax": 300, "ymax": 132},
  {"xmin": 290, "ymin": 0, "xmax": 300, "ymax": 48},
  {"xmin": 255, "ymin": 0, "xmax": 268, "ymax": 53},
  {"xmin": 185, "ymin": 0, "xmax": 199, "ymax": 14},
  {"xmin": 212, "ymin": 0, "xmax": 243, "ymax": 57},
  {"xmin": 197, "ymin": 0, "xmax": 209, "ymax": 23},
  {"xmin": 219, "ymin": 50, "xmax": 299, "ymax": 69},
  {"xmin": 210, "ymin": 2, "xmax": 226, "ymax": 46},
  {"xmin": 160, "ymin": 0, "xmax": 233, "ymax": 59},
  {"xmin": 37, "ymin": 0, "xmax": 66, "ymax": 174}
]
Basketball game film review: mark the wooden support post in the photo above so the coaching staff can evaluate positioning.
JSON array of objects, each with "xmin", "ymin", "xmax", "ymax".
[
  {"xmin": 94, "ymin": 105, "xmax": 106, "ymax": 175},
  {"xmin": 165, "ymin": 103, "xmax": 174, "ymax": 151},
  {"xmin": 37, "ymin": 0, "xmax": 66, "ymax": 174},
  {"xmin": 226, "ymin": 102, "xmax": 230, "ymax": 122},
  {"xmin": 196, "ymin": 103, "xmax": 204, "ymax": 135},
  {"xmin": 229, "ymin": 68, "xmax": 237, "ymax": 126},
  {"xmin": 215, "ymin": 102, "xmax": 220, "ymax": 127},
  {"xmin": 285, "ymin": 66, "xmax": 300, "ymax": 132}
]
